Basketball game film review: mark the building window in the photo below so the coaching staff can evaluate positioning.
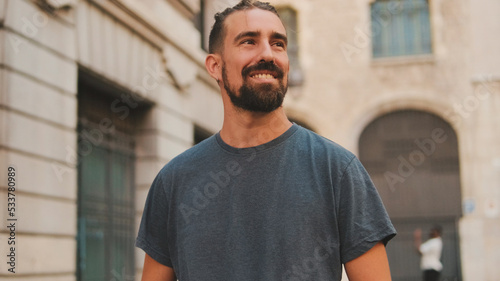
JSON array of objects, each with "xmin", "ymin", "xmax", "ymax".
[
  {"xmin": 277, "ymin": 7, "xmax": 303, "ymax": 86},
  {"xmin": 76, "ymin": 73, "xmax": 146, "ymax": 281},
  {"xmin": 371, "ymin": 0, "xmax": 432, "ymax": 58}
]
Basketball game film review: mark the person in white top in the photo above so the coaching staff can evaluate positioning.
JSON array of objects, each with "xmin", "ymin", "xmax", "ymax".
[{"xmin": 414, "ymin": 225, "xmax": 443, "ymax": 281}]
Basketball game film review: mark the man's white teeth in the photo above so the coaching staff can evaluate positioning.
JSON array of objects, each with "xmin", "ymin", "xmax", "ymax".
[{"xmin": 253, "ymin": 74, "xmax": 274, "ymax": 79}]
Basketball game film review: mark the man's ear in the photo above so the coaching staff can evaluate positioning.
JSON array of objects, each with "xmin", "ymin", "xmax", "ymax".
[{"xmin": 205, "ymin": 54, "xmax": 222, "ymax": 82}]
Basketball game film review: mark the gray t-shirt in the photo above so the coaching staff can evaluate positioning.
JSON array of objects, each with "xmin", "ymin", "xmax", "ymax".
[{"xmin": 136, "ymin": 124, "xmax": 396, "ymax": 281}]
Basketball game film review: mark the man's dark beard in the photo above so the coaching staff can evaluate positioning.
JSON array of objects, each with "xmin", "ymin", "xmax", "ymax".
[{"xmin": 222, "ymin": 61, "xmax": 288, "ymax": 113}]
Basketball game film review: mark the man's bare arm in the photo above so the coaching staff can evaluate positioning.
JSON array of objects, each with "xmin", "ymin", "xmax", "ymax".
[
  {"xmin": 344, "ymin": 242, "xmax": 392, "ymax": 281},
  {"xmin": 141, "ymin": 254, "xmax": 176, "ymax": 281}
]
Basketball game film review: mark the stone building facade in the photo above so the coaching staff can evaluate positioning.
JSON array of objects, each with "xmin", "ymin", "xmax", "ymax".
[
  {"xmin": 0, "ymin": 0, "xmax": 499, "ymax": 280},
  {"xmin": 0, "ymin": 0, "xmax": 222, "ymax": 280}
]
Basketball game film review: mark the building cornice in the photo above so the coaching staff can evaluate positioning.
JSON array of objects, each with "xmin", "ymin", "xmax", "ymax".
[{"xmin": 87, "ymin": 0, "xmax": 206, "ymax": 67}]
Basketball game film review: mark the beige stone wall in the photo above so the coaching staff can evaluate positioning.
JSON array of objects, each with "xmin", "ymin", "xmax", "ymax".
[
  {"xmin": 0, "ymin": 0, "xmax": 222, "ymax": 279},
  {"xmin": 0, "ymin": 0, "xmax": 78, "ymax": 279}
]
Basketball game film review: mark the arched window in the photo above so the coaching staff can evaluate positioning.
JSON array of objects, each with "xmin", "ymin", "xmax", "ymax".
[{"xmin": 371, "ymin": 0, "xmax": 432, "ymax": 58}]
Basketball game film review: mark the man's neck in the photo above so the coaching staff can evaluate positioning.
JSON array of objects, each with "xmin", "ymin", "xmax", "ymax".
[{"xmin": 219, "ymin": 107, "xmax": 293, "ymax": 148}]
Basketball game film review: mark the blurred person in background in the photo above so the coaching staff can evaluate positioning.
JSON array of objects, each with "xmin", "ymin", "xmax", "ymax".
[{"xmin": 414, "ymin": 225, "xmax": 443, "ymax": 281}]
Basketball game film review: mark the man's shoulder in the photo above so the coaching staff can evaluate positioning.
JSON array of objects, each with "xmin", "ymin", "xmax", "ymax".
[
  {"xmin": 160, "ymin": 134, "xmax": 219, "ymax": 173},
  {"xmin": 295, "ymin": 125, "xmax": 355, "ymax": 162}
]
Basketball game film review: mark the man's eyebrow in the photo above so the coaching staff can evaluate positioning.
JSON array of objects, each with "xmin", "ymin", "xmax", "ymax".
[
  {"xmin": 233, "ymin": 31, "xmax": 288, "ymax": 45},
  {"xmin": 233, "ymin": 31, "xmax": 261, "ymax": 44},
  {"xmin": 271, "ymin": 32, "xmax": 288, "ymax": 45}
]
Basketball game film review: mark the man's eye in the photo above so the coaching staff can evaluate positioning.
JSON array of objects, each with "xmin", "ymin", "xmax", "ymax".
[
  {"xmin": 274, "ymin": 42, "xmax": 286, "ymax": 48},
  {"xmin": 241, "ymin": 40, "xmax": 255, "ymax": 45}
]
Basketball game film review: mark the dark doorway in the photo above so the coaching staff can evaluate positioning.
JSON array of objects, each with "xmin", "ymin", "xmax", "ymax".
[
  {"xmin": 359, "ymin": 110, "xmax": 462, "ymax": 281},
  {"xmin": 76, "ymin": 69, "xmax": 151, "ymax": 281}
]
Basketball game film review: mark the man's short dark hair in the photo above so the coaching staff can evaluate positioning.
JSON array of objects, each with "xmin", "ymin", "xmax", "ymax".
[{"xmin": 208, "ymin": 0, "xmax": 281, "ymax": 54}]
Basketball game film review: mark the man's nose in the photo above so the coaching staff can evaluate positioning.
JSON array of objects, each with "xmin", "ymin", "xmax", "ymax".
[{"xmin": 258, "ymin": 42, "xmax": 275, "ymax": 63}]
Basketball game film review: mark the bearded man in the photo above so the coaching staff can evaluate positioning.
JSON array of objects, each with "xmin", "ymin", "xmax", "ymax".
[{"xmin": 136, "ymin": 1, "xmax": 396, "ymax": 280}]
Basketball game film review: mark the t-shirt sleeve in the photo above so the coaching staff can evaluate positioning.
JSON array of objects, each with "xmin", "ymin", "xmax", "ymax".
[
  {"xmin": 135, "ymin": 169, "xmax": 173, "ymax": 267},
  {"xmin": 337, "ymin": 156, "xmax": 397, "ymax": 264}
]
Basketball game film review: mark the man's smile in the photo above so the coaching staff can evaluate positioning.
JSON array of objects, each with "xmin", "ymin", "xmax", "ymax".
[
  {"xmin": 242, "ymin": 61, "xmax": 284, "ymax": 83},
  {"xmin": 251, "ymin": 73, "xmax": 275, "ymax": 79},
  {"xmin": 249, "ymin": 71, "xmax": 278, "ymax": 82}
]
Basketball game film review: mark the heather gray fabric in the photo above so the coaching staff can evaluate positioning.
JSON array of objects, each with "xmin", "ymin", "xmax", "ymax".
[{"xmin": 136, "ymin": 124, "xmax": 396, "ymax": 281}]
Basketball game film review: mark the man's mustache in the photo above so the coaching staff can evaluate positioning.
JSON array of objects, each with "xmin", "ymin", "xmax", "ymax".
[{"xmin": 241, "ymin": 62, "xmax": 285, "ymax": 79}]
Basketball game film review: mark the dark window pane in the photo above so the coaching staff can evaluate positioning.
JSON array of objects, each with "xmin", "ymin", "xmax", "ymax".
[{"xmin": 77, "ymin": 79, "xmax": 137, "ymax": 281}]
